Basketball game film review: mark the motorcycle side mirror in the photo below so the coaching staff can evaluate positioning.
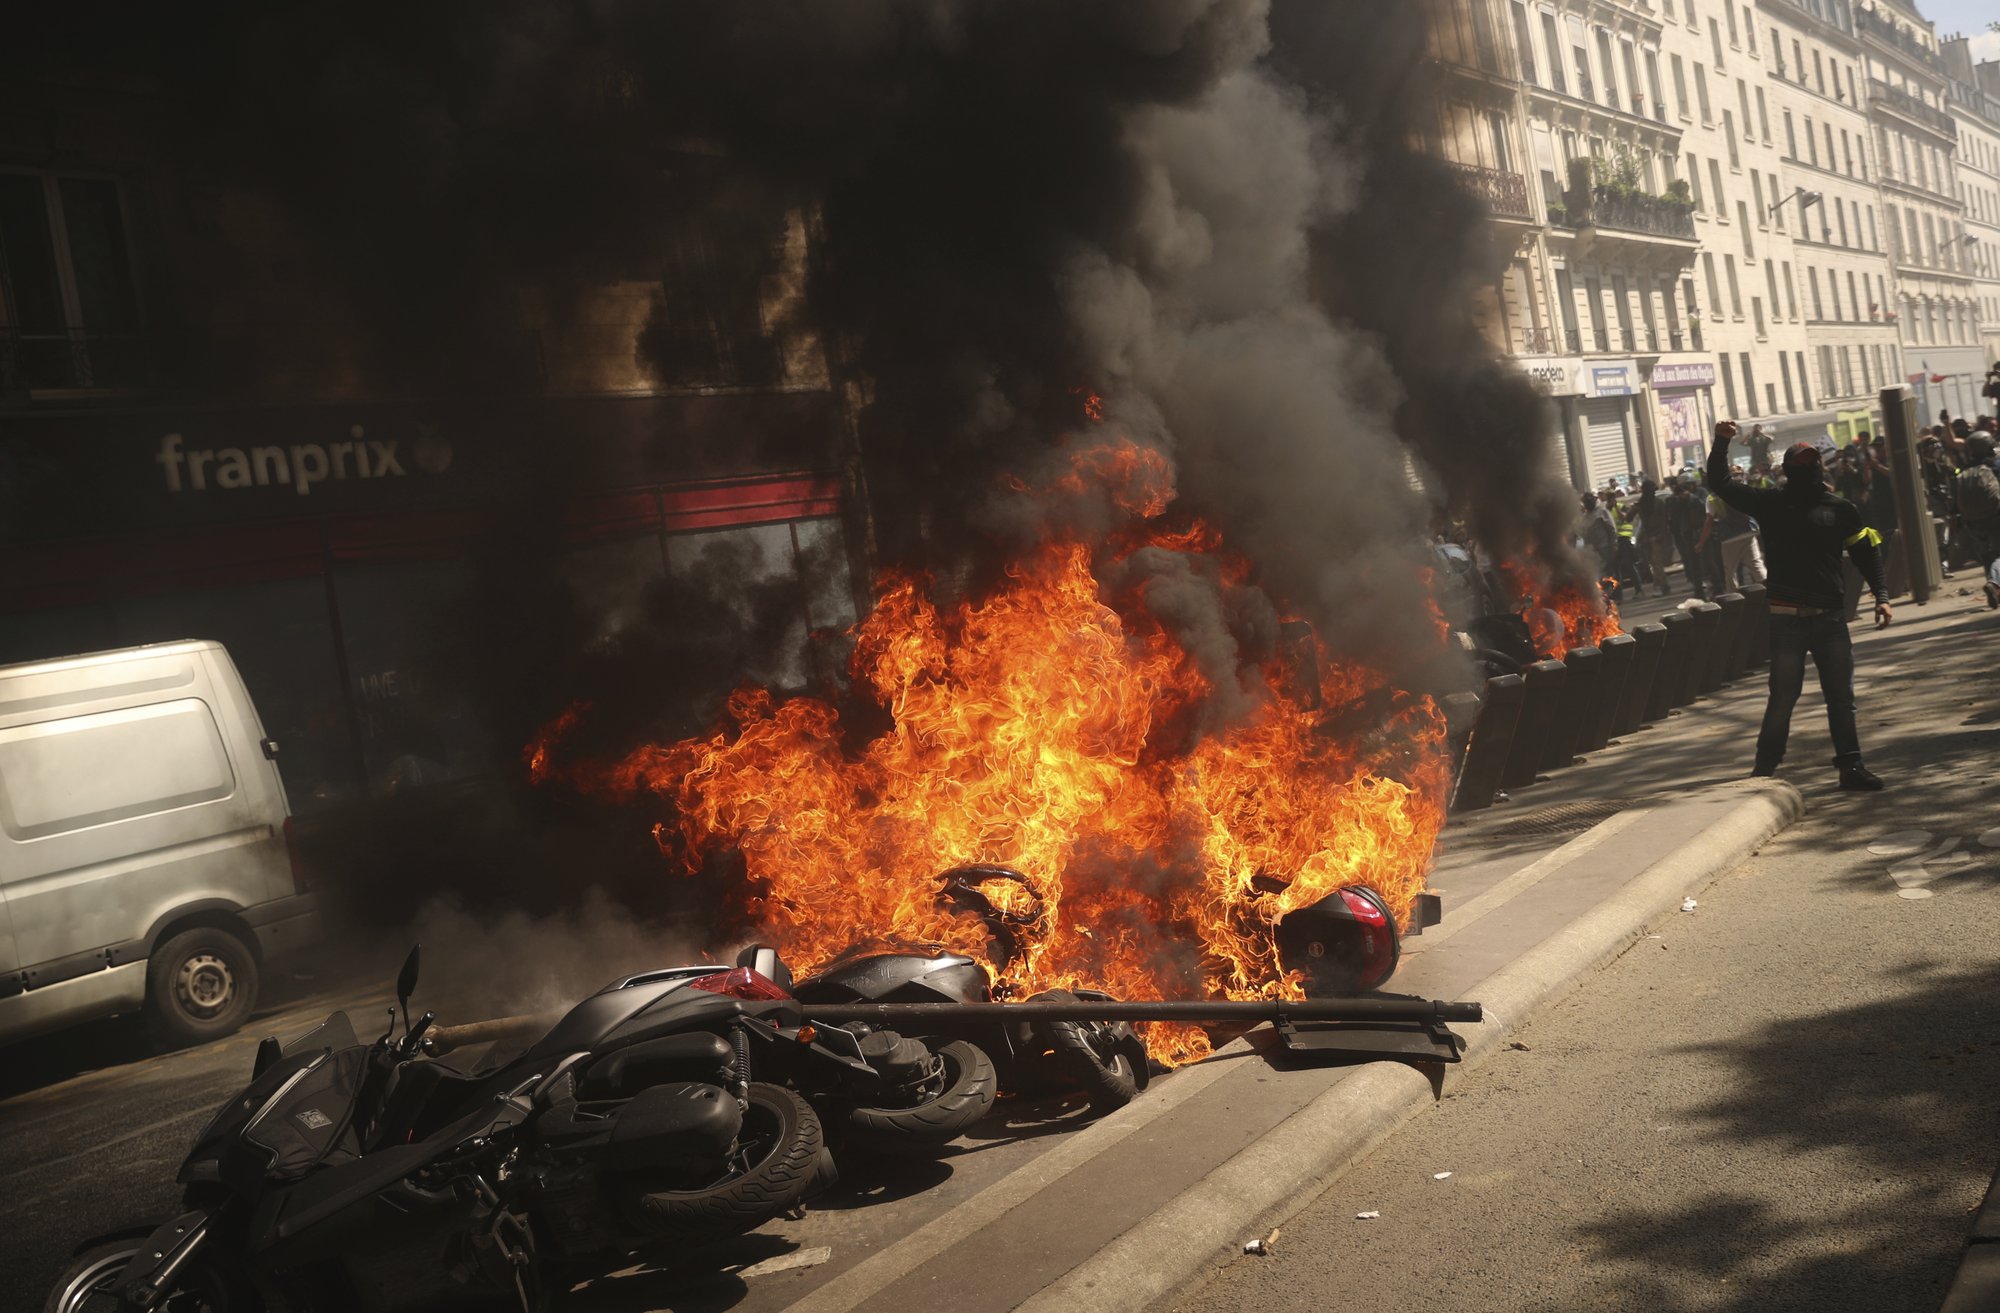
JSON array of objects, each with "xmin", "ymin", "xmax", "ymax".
[
  {"xmin": 734, "ymin": 943, "xmax": 794, "ymax": 993},
  {"xmin": 396, "ymin": 944, "xmax": 422, "ymax": 1019}
]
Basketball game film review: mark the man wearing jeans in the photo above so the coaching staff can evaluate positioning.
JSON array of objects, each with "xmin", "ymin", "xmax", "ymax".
[{"xmin": 1706, "ymin": 421, "xmax": 1892, "ymax": 790}]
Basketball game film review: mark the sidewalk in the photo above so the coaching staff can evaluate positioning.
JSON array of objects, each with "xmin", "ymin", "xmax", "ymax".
[{"xmin": 559, "ymin": 591, "xmax": 2000, "ymax": 1313}]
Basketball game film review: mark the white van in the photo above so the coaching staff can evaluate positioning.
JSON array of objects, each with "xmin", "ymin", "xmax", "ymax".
[{"xmin": 0, "ymin": 640, "xmax": 320, "ymax": 1047}]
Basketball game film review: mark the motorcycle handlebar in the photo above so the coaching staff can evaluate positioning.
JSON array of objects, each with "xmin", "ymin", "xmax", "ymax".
[{"xmin": 423, "ymin": 1011, "xmax": 561, "ymax": 1056}]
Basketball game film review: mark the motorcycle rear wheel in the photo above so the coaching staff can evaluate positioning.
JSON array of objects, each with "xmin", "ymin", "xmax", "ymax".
[
  {"xmin": 46, "ymin": 1237, "xmax": 242, "ymax": 1313},
  {"xmin": 616, "ymin": 1083, "xmax": 823, "ymax": 1241},
  {"xmin": 1031, "ymin": 990, "xmax": 1141, "ymax": 1116},
  {"xmin": 844, "ymin": 1039, "xmax": 997, "ymax": 1154}
]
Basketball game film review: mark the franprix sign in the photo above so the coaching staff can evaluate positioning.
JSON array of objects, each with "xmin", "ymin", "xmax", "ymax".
[
  {"xmin": 154, "ymin": 425, "xmax": 452, "ymax": 495},
  {"xmin": 0, "ymin": 393, "xmax": 851, "ymax": 542}
]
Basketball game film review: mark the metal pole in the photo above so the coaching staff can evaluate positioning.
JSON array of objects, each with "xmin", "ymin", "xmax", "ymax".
[
  {"xmin": 802, "ymin": 998, "xmax": 1484, "ymax": 1026},
  {"xmin": 1877, "ymin": 384, "xmax": 1938, "ymax": 605}
]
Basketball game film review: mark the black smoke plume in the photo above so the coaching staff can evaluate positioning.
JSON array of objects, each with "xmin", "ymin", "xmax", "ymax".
[{"xmin": 16, "ymin": 1, "xmax": 1588, "ymax": 938}]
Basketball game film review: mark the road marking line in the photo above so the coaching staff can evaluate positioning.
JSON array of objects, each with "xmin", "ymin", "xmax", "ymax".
[{"xmin": 778, "ymin": 1039, "xmax": 1256, "ymax": 1313}]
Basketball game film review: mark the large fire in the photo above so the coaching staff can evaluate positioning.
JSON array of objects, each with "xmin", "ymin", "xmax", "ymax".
[{"xmin": 533, "ymin": 436, "xmax": 1451, "ymax": 1063}]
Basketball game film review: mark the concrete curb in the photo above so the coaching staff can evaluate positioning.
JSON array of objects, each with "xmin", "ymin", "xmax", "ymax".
[{"xmin": 1012, "ymin": 780, "xmax": 1805, "ymax": 1313}]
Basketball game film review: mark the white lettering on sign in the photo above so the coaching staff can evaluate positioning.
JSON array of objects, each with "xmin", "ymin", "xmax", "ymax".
[{"xmin": 155, "ymin": 426, "xmax": 430, "ymax": 495}]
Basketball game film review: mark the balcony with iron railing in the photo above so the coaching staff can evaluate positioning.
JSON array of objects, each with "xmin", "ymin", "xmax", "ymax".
[
  {"xmin": 1853, "ymin": 6, "xmax": 1941, "ymax": 72},
  {"xmin": 1868, "ymin": 78, "xmax": 1958, "ymax": 141},
  {"xmin": 1553, "ymin": 186, "xmax": 1699, "ymax": 242},
  {"xmin": 1444, "ymin": 160, "xmax": 1534, "ymax": 221},
  {"xmin": 1, "ymin": 328, "xmax": 154, "ymax": 396}
]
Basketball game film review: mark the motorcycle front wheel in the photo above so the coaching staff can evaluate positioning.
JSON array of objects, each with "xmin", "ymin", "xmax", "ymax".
[
  {"xmin": 616, "ymin": 1082, "xmax": 823, "ymax": 1242},
  {"xmin": 844, "ymin": 1039, "xmax": 997, "ymax": 1154},
  {"xmin": 46, "ymin": 1237, "xmax": 243, "ymax": 1313}
]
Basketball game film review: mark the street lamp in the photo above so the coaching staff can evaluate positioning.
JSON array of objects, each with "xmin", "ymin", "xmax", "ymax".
[{"xmin": 1766, "ymin": 187, "xmax": 1822, "ymax": 225}]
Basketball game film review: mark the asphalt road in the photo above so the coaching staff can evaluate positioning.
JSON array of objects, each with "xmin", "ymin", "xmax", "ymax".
[{"xmin": 1176, "ymin": 593, "xmax": 2000, "ymax": 1313}]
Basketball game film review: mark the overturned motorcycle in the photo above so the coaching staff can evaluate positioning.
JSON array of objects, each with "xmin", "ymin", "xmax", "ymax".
[{"xmin": 53, "ymin": 935, "xmax": 1478, "ymax": 1312}]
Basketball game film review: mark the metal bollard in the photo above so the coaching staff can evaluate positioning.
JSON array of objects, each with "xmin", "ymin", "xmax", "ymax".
[
  {"xmin": 1737, "ymin": 582, "xmax": 1769, "ymax": 670},
  {"xmin": 1705, "ymin": 593, "xmax": 1744, "ymax": 690},
  {"xmin": 1451, "ymin": 674, "xmax": 1524, "ymax": 813},
  {"xmin": 1616, "ymin": 623, "xmax": 1665, "ymax": 735},
  {"xmin": 1539, "ymin": 646, "xmax": 1601, "ymax": 772},
  {"xmin": 1677, "ymin": 602, "xmax": 1720, "ymax": 705},
  {"xmin": 1501, "ymin": 659, "xmax": 1568, "ymax": 792},
  {"xmin": 1580, "ymin": 632, "xmax": 1634, "ymax": 751},
  {"xmin": 1647, "ymin": 610, "xmax": 1692, "ymax": 721}
]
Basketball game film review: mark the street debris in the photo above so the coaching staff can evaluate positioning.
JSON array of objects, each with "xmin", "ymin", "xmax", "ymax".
[
  {"xmin": 1507, "ymin": 1041, "xmax": 1530, "ymax": 1051},
  {"xmin": 1432, "ymin": 1171, "xmax": 1453, "ymax": 1180},
  {"xmin": 1243, "ymin": 1227, "xmax": 1282, "ymax": 1255},
  {"xmin": 737, "ymin": 1247, "xmax": 834, "ymax": 1280},
  {"xmin": 1355, "ymin": 1210, "xmax": 1382, "ymax": 1220},
  {"xmin": 1679, "ymin": 897, "xmax": 1698, "ymax": 912}
]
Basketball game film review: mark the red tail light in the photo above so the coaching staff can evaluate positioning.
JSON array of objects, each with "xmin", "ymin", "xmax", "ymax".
[
  {"xmin": 282, "ymin": 816, "xmax": 311, "ymax": 894},
  {"xmin": 1273, "ymin": 883, "xmax": 1402, "ymax": 995},
  {"xmin": 1337, "ymin": 886, "xmax": 1399, "ymax": 992},
  {"xmin": 686, "ymin": 967, "xmax": 792, "ymax": 1000}
]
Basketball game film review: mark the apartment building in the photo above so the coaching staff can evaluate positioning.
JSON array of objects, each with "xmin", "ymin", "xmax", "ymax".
[
  {"xmin": 1942, "ymin": 36, "xmax": 2000, "ymax": 373},
  {"xmin": 1850, "ymin": 2, "xmax": 1984, "ymax": 416},
  {"xmin": 1759, "ymin": 0, "xmax": 1904, "ymax": 438},
  {"xmin": 1660, "ymin": 0, "xmax": 1824, "ymax": 458},
  {"xmin": 1488, "ymin": 0, "xmax": 1706, "ymax": 488}
]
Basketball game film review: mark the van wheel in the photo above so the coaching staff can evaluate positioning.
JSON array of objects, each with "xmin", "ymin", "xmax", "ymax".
[{"xmin": 146, "ymin": 928, "xmax": 260, "ymax": 1048}]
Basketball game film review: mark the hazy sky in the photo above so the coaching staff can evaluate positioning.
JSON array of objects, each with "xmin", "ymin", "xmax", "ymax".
[{"xmin": 1917, "ymin": 0, "xmax": 2000, "ymax": 61}]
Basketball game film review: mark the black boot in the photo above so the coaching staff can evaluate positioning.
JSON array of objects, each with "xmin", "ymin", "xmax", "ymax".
[{"xmin": 1837, "ymin": 762, "xmax": 1883, "ymax": 791}]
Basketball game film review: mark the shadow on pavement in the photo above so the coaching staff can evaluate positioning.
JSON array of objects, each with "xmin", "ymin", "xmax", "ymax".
[{"xmin": 1571, "ymin": 961, "xmax": 2000, "ymax": 1313}]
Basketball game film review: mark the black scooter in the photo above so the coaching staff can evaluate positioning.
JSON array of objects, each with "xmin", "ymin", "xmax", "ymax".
[{"xmin": 50, "ymin": 948, "xmax": 846, "ymax": 1312}]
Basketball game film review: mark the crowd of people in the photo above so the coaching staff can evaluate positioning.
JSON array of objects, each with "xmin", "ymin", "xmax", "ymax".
[{"xmin": 1581, "ymin": 397, "xmax": 2000, "ymax": 612}]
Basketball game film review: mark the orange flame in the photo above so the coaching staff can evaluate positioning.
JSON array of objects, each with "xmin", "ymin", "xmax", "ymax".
[
  {"xmin": 1500, "ymin": 563, "xmax": 1622, "ymax": 660},
  {"xmin": 539, "ymin": 444, "xmax": 1450, "ymax": 1064}
]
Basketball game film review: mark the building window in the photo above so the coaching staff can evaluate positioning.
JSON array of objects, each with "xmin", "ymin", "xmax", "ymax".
[
  {"xmin": 0, "ymin": 171, "xmax": 147, "ymax": 391},
  {"xmin": 1723, "ymin": 111, "xmax": 1740, "ymax": 168},
  {"xmin": 1724, "ymin": 254, "xmax": 1743, "ymax": 317},
  {"xmin": 1742, "ymin": 353, "xmax": 1758, "ymax": 415},
  {"xmin": 1782, "ymin": 261, "xmax": 1797, "ymax": 319},
  {"xmin": 1755, "ymin": 87, "xmax": 1770, "ymax": 142},
  {"xmin": 1585, "ymin": 275, "xmax": 1608, "ymax": 352},
  {"xmin": 1596, "ymin": 29, "xmax": 1619, "ymax": 108},
  {"xmin": 1574, "ymin": 42, "xmax": 1594, "ymax": 102},
  {"xmin": 1783, "ymin": 110, "xmax": 1796, "ymax": 159},
  {"xmin": 1780, "ymin": 351, "xmax": 1796, "ymax": 411},
  {"xmin": 1738, "ymin": 202, "xmax": 1754, "ymax": 256},
  {"xmin": 1721, "ymin": 354, "xmax": 1740, "ymax": 417},
  {"xmin": 1710, "ymin": 18, "xmax": 1726, "ymax": 67},
  {"xmin": 1709, "ymin": 159, "xmax": 1727, "ymax": 214},
  {"xmin": 1510, "ymin": 1, "xmax": 1538, "ymax": 85},
  {"xmin": 1809, "ymin": 267, "xmax": 1824, "ymax": 319},
  {"xmin": 1688, "ymin": 153, "xmax": 1704, "ymax": 208},
  {"xmin": 1542, "ymin": 12, "xmax": 1567, "ymax": 93},
  {"xmin": 1695, "ymin": 63, "xmax": 1713, "ymax": 123},
  {"xmin": 1671, "ymin": 53, "xmax": 1689, "ymax": 119},
  {"xmin": 1646, "ymin": 50, "xmax": 1666, "ymax": 123},
  {"xmin": 1804, "ymin": 117, "xmax": 1817, "ymax": 167},
  {"xmin": 1797, "ymin": 351, "xmax": 1812, "ymax": 409}
]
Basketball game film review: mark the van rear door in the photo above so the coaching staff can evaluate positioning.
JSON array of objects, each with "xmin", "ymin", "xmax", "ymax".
[{"xmin": 0, "ymin": 647, "xmax": 282, "ymax": 979}]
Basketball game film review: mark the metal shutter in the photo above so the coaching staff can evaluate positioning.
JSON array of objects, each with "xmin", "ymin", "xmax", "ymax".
[{"xmin": 1581, "ymin": 397, "xmax": 1631, "ymax": 489}]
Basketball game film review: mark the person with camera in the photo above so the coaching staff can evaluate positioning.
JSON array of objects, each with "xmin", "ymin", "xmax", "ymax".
[{"xmin": 1705, "ymin": 420, "xmax": 1891, "ymax": 790}]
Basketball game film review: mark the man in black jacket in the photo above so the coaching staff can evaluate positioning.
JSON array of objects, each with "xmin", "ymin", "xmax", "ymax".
[{"xmin": 1706, "ymin": 421, "xmax": 1892, "ymax": 789}]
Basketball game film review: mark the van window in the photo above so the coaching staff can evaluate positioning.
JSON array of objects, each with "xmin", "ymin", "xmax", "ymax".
[{"xmin": 0, "ymin": 698, "xmax": 236, "ymax": 841}]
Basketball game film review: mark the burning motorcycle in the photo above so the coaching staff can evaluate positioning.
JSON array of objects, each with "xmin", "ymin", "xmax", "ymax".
[{"xmin": 45, "ymin": 946, "xmax": 938, "ymax": 1313}]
